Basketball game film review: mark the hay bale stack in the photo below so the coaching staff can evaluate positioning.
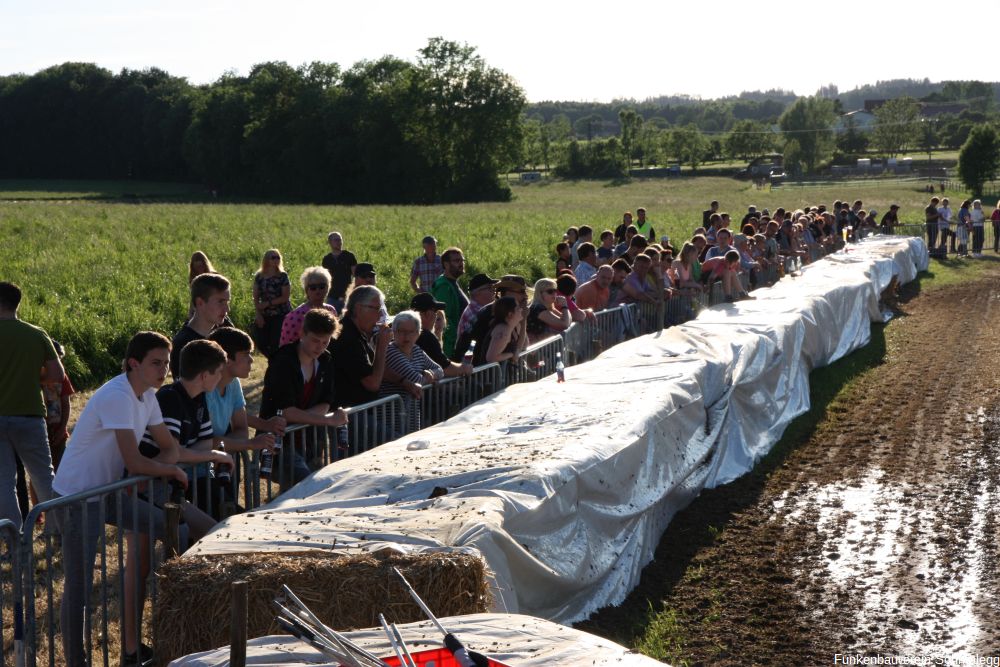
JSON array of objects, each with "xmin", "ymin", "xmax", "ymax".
[{"xmin": 154, "ymin": 549, "xmax": 490, "ymax": 665}]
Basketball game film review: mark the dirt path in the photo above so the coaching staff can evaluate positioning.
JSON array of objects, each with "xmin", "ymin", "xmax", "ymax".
[{"xmin": 580, "ymin": 266, "xmax": 1000, "ymax": 664}]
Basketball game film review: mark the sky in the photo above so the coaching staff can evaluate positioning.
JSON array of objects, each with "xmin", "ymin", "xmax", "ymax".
[{"xmin": 1, "ymin": 0, "xmax": 994, "ymax": 103}]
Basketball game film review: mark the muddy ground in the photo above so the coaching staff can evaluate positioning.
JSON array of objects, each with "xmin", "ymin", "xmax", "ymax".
[{"xmin": 580, "ymin": 265, "xmax": 1000, "ymax": 664}]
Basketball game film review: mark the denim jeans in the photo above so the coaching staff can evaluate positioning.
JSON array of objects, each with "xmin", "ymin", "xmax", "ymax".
[
  {"xmin": 58, "ymin": 488, "xmax": 189, "ymax": 667},
  {"xmin": 0, "ymin": 415, "xmax": 53, "ymax": 526}
]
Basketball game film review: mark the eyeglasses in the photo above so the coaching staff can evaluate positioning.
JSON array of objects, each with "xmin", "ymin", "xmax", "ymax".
[{"xmin": 307, "ymin": 283, "xmax": 328, "ymax": 291}]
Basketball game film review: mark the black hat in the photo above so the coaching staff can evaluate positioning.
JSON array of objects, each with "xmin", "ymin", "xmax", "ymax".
[
  {"xmin": 468, "ymin": 273, "xmax": 499, "ymax": 292},
  {"xmin": 410, "ymin": 292, "xmax": 446, "ymax": 311},
  {"xmin": 354, "ymin": 263, "xmax": 376, "ymax": 278}
]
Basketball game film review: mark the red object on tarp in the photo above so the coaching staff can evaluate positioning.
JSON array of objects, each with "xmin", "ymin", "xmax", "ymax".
[{"xmin": 382, "ymin": 648, "xmax": 512, "ymax": 667}]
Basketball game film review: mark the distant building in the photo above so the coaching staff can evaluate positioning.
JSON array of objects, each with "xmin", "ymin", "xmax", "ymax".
[{"xmin": 834, "ymin": 109, "xmax": 876, "ymax": 133}]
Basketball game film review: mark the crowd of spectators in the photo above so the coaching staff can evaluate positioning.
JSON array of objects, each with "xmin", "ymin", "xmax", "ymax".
[{"xmin": 4, "ymin": 195, "xmax": 999, "ymax": 665}]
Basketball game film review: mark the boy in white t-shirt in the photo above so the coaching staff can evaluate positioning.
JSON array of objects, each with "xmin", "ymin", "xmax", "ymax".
[{"xmin": 53, "ymin": 332, "xmax": 191, "ymax": 667}]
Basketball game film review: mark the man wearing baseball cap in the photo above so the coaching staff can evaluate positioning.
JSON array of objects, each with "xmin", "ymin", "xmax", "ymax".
[
  {"xmin": 410, "ymin": 293, "xmax": 469, "ymax": 377},
  {"xmin": 451, "ymin": 275, "xmax": 528, "ymax": 363},
  {"xmin": 409, "ymin": 236, "xmax": 442, "ymax": 294},
  {"xmin": 457, "ymin": 274, "xmax": 498, "ymax": 342},
  {"xmin": 353, "ymin": 263, "xmax": 388, "ymax": 324}
]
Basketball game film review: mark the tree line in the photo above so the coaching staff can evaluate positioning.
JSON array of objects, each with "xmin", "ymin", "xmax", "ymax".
[
  {"xmin": 0, "ymin": 39, "xmax": 525, "ymax": 203},
  {"xmin": 525, "ymin": 85, "xmax": 1000, "ymax": 184}
]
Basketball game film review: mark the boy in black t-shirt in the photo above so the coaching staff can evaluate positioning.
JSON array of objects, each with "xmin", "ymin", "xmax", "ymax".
[{"xmin": 170, "ymin": 273, "xmax": 231, "ymax": 379}]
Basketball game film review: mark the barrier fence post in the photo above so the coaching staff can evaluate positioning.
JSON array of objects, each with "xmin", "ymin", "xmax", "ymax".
[{"xmin": 230, "ymin": 580, "xmax": 248, "ymax": 667}]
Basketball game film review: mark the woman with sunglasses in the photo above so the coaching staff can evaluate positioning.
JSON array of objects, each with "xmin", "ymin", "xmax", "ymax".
[
  {"xmin": 252, "ymin": 249, "xmax": 291, "ymax": 359},
  {"xmin": 278, "ymin": 266, "xmax": 338, "ymax": 348},
  {"xmin": 526, "ymin": 278, "xmax": 571, "ymax": 345}
]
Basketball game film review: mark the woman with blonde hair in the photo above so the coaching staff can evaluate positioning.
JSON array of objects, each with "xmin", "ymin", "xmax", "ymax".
[
  {"xmin": 252, "ymin": 248, "xmax": 291, "ymax": 358},
  {"xmin": 188, "ymin": 251, "xmax": 216, "ymax": 284},
  {"xmin": 526, "ymin": 278, "xmax": 571, "ymax": 344}
]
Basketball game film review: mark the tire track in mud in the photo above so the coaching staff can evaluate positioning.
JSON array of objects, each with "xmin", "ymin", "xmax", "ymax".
[{"xmin": 581, "ymin": 269, "xmax": 1000, "ymax": 665}]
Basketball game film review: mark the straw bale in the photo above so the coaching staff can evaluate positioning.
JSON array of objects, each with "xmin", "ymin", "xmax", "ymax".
[{"xmin": 153, "ymin": 549, "xmax": 490, "ymax": 665}]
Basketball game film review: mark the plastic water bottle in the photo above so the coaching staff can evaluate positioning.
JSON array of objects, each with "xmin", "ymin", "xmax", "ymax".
[
  {"xmin": 336, "ymin": 424, "xmax": 349, "ymax": 452},
  {"xmin": 463, "ymin": 340, "xmax": 475, "ymax": 367},
  {"xmin": 555, "ymin": 352, "xmax": 565, "ymax": 383}
]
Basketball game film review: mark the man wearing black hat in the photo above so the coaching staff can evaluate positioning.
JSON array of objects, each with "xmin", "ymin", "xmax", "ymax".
[
  {"xmin": 458, "ymin": 274, "xmax": 498, "ymax": 341},
  {"xmin": 430, "ymin": 247, "xmax": 468, "ymax": 359},
  {"xmin": 409, "ymin": 236, "xmax": 443, "ymax": 294},
  {"xmin": 353, "ymin": 263, "xmax": 388, "ymax": 325},
  {"xmin": 411, "ymin": 293, "xmax": 470, "ymax": 376},
  {"xmin": 452, "ymin": 275, "xmax": 528, "ymax": 363}
]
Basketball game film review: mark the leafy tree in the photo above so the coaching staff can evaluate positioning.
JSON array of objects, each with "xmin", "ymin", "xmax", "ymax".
[
  {"xmin": 958, "ymin": 124, "xmax": 1000, "ymax": 197},
  {"xmin": 573, "ymin": 114, "xmax": 603, "ymax": 141},
  {"xmin": 918, "ymin": 120, "xmax": 937, "ymax": 161},
  {"xmin": 726, "ymin": 119, "xmax": 775, "ymax": 160},
  {"xmin": 618, "ymin": 108, "xmax": 642, "ymax": 169},
  {"xmin": 778, "ymin": 96, "xmax": 835, "ymax": 173},
  {"xmin": 836, "ymin": 115, "xmax": 869, "ymax": 154},
  {"xmin": 666, "ymin": 124, "xmax": 709, "ymax": 170},
  {"xmin": 871, "ymin": 96, "xmax": 920, "ymax": 157},
  {"xmin": 553, "ymin": 138, "xmax": 625, "ymax": 179}
]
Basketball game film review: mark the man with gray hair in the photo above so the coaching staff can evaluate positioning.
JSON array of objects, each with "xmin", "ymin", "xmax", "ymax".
[
  {"xmin": 321, "ymin": 231, "xmax": 357, "ymax": 312},
  {"xmin": 331, "ymin": 285, "xmax": 391, "ymax": 408}
]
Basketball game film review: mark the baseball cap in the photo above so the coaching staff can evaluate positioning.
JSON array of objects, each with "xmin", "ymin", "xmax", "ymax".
[
  {"xmin": 468, "ymin": 273, "xmax": 499, "ymax": 292},
  {"xmin": 410, "ymin": 293, "xmax": 446, "ymax": 311},
  {"xmin": 422, "ymin": 235, "xmax": 437, "ymax": 245},
  {"xmin": 354, "ymin": 263, "xmax": 376, "ymax": 278}
]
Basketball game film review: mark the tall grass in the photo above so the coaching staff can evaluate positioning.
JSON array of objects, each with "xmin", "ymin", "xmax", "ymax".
[{"xmin": 2, "ymin": 176, "xmax": 960, "ymax": 387}]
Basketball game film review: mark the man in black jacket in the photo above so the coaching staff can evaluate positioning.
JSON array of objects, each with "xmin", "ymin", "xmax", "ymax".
[{"xmin": 260, "ymin": 309, "xmax": 347, "ymax": 489}]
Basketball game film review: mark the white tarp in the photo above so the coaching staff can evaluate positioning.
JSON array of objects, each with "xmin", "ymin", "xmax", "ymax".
[
  {"xmin": 189, "ymin": 236, "xmax": 927, "ymax": 626},
  {"xmin": 169, "ymin": 613, "xmax": 663, "ymax": 666}
]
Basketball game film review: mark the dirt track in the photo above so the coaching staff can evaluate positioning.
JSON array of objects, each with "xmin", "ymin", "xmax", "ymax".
[{"xmin": 581, "ymin": 264, "xmax": 1000, "ymax": 664}]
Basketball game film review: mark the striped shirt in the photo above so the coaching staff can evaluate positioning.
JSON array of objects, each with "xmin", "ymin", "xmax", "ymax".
[
  {"xmin": 379, "ymin": 342, "xmax": 444, "ymax": 434},
  {"xmin": 140, "ymin": 381, "xmax": 213, "ymax": 458}
]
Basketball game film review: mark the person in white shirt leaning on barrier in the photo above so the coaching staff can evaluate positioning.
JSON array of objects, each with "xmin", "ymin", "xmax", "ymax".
[{"xmin": 53, "ymin": 332, "xmax": 193, "ymax": 667}]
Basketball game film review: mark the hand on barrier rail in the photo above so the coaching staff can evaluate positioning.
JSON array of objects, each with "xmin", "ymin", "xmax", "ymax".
[
  {"xmin": 248, "ymin": 432, "xmax": 276, "ymax": 450},
  {"xmin": 421, "ymin": 369, "xmax": 438, "ymax": 384},
  {"xmin": 165, "ymin": 466, "xmax": 189, "ymax": 489},
  {"xmin": 260, "ymin": 414, "xmax": 287, "ymax": 436},
  {"xmin": 404, "ymin": 379, "xmax": 423, "ymax": 399},
  {"xmin": 325, "ymin": 407, "xmax": 349, "ymax": 427}
]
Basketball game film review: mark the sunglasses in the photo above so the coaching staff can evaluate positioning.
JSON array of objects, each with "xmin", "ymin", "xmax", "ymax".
[
  {"xmin": 544, "ymin": 289, "xmax": 557, "ymax": 295},
  {"xmin": 307, "ymin": 283, "xmax": 328, "ymax": 291},
  {"xmin": 267, "ymin": 255, "xmax": 280, "ymax": 260}
]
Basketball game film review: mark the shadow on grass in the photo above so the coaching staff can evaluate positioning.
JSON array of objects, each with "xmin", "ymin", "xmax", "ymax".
[{"xmin": 575, "ymin": 277, "xmax": 933, "ymax": 650}]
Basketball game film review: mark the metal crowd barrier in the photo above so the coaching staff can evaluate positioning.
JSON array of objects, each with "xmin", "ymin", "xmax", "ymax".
[
  {"xmin": 1, "ymin": 519, "xmax": 20, "ymax": 667},
  {"xmin": 512, "ymin": 334, "xmax": 565, "ymax": 384},
  {"xmin": 419, "ymin": 363, "xmax": 504, "ymax": 429},
  {"xmin": 246, "ymin": 395, "xmax": 406, "ymax": 506},
  {"xmin": 18, "ymin": 475, "xmax": 175, "ymax": 667}
]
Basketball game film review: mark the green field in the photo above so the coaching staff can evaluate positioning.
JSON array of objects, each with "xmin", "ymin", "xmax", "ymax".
[{"xmin": 1, "ymin": 175, "xmax": 972, "ymax": 387}]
